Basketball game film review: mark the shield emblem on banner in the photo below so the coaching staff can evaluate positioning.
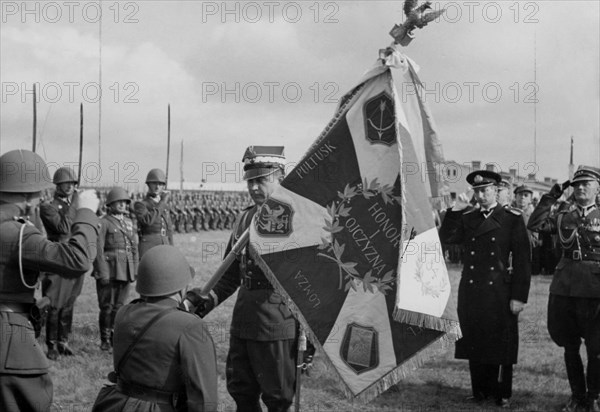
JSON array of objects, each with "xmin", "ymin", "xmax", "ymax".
[
  {"xmin": 364, "ymin": 92, "xmax": 396, "ymax": 146},
  {"xmin": 255, "ymin": 198, "xmax": 294, "ymax": 236},
  {"xmin": 340, "ymin": 322, "xmax": 379, "ymax": 374}
]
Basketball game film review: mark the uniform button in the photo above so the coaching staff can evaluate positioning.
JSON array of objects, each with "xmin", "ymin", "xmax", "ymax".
[
  {"xmin": 490, "ymin": 267, "xmax": 494, "ymax": 270},
  {"xmin": 469, "ymin": 265, "xmax": 474, "ymax": 269},
  {"xmin": 489, "ymin": 281, "xmax": 493, "ymax": 285},
  {"xmin": 469, "ymin": 279, "xmax": 473, "ymax": 284},
  {"xmin": 471, "ymin": 238, "xmax": 476, "ymax": 241},
  {"xmin": 471, "ymin": 251, "xmax": 475, "ymax": 255},
  {"xmin": 490, "ymin": 252, "xmax": 494, "ymax": 256},
  {"xmin": 247, "ymin": 271, "xmax": 253, "ymax": 276},
  {"xmin": 491, "ymin": 237, "xmax": 496, "ymax": 242},
  {"xmin": 247, "ymin": 259, "xmax": 253, "ymax": 265}
]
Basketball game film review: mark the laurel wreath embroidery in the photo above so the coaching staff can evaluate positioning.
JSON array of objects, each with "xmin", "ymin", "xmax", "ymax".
[{"xmin": 317, "ymin": 178, "xmax": 401, "ymax": 295}]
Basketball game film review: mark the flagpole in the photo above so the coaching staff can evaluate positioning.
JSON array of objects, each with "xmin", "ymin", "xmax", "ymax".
[
  {"xmin": 78, "ymin": 103, "xmax": 84, "ymax": 185},
  {"xmin": 198, "ymin": 228, "xmax": 250, "ymax": 296},
  {"xmin": 294, "ymin": 327, "xmax": 307, "ymax": 412},
  {"xmin": 32, "ymin": 83, "xmax": 37, "ymax": 152},
  {"xmin": 166, "ymin": 104, "xmax": 171, "ymax": 185}
]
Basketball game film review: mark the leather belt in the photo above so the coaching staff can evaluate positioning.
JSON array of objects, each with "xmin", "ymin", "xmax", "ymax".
[
  {"xmin": 117, "ymin": 380, "xmax": 178, "ymax": 405},
  {"xmin": 241, "ymin": 275, "xmax": 273, "ymax": 290},
  {"xmin": 0, "ymin": 302, "xmax": 32, "ymax": 313},
  {"xmin": 564, "ymin": 250, "xmax": 600, "ymax": 261}
]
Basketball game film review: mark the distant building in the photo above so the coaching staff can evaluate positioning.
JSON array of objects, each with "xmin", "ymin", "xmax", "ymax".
[{"xmin": 441, "ymin": 160, "xmax": 556, "ymax": 206}]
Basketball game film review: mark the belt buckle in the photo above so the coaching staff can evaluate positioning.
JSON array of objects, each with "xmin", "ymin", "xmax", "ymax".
[
  {"xmin": 572, "ymin": 250, "xmax": 582, "ymax": 261},
  {"xmin": 161, "ymin": 228, "xmax": 167, "ymax": 236}
]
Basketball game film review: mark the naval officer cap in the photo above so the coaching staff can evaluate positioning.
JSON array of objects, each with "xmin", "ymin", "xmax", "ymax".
[
  {"xmin": 466, "ymin": 170, "xmax": 501, "ymax": 188},
  {"xmin": 514, "ymin": 184, "xmax": 533, "ymax": 195},
  {"xmin": 571, "ymin": 165, "xmax": 600, "ymax": 185},
  {"xmin": 242, "ymin": 145, "xmax": 285, "ymax": 180}
]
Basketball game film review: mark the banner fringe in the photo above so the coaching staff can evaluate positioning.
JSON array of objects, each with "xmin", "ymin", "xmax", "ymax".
[{"xmin": 393, "ymin": 308, "xmax": 462, "ymax": 338}]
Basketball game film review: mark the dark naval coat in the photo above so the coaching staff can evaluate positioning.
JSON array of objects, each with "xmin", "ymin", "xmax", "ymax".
[{"xmin": 439, "ymin": 203, "xmax": 532, "ymax": 364}]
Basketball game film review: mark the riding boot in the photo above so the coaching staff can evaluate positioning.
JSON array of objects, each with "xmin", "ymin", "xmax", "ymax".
[
  {"xmin": 58, "ymin": 306, "xmax": 75, "ymax": 355},
  {"xmin": 565, "ymin": 345, "xmax": 587, "ymax": 404},
  {"xmin": 99, "ymin": 310, "xmax": 112, "ymax": 351},
  {"xmin": 45, "ymin": 307, "xmax": 60, "ymax": 360}
]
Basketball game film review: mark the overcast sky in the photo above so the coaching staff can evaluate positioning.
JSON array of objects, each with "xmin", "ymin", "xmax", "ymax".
[{"xmin": 1, "ymin": 0, "xmax": 599, "ymax": 190}]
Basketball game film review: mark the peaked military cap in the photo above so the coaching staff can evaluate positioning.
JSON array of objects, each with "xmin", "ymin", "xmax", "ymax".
[
  {"xmin": 571, "ymin": 165, "xmax": 600, "ymax": 185},
  {"xmin": 498, "ymin": 178, "xmax": 512, "ymax": 190},
  {"xmin": 514, "ymin": 184, "xmax": 533, "ymax": 195},
  {"xmin": 242, "ymin": 145, "xmax": 285, "ymax": 180},
  {"xmin": 466, "ymin": 170, "xmax": 501, "ymax": 188}
]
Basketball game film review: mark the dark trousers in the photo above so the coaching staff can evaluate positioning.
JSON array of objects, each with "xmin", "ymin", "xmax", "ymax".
[
  {"xmin": 226, "ymin": 336, "xmax": 296, "ymax": 412},
  {"xmin": 42, "ymin": 274, "xmax": 84, "ymax": 346},
  {"xmin": 96, "ymin": 279, "xmax": 131, "ymax": 343},
  {"xmin": 0, "ymin": 373, "xmax": 53, "ymax": 412},
  {"xmin": 548, "ymin": 294, "xmax": 600, "ymax": 401},
  {"xmin": 469, "ymin": 360, "xmax": 513, "ymax": 400}
]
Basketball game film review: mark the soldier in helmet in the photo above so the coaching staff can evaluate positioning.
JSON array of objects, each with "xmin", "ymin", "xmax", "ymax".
[
  {"xmin": 93, "ymin": 187, "xmax": 139, "ymax": 351},
  {"xmin": 91, "ymin": 245, "xmax": 218, "ymax": 412},
  {"xmin": 0, "ymin": 149, "xmax": 100, "ymax": 412},
  {"xmin": 39, "ymin": 166, "xmax": 86, "ymax": 359},
  {"xmin": 134, "ymin": 168, "xmax": 174, "ymax": 257},
  {"xmin": 528, "ymin": 166, "xmax": 600, "ymax": 412},
  {"xmin": 186, "ymin": 146, "xmax": 308, "ymax": 412}
]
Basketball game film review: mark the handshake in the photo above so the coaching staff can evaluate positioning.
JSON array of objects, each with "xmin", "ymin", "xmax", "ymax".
[{"xmin": 183, "ymin": 288, "xmax": 216, "ymax": 317}]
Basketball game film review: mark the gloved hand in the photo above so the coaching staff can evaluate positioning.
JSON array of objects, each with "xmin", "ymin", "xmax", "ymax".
[
  {"xmin": 510, "ymin": 299, "xmax": 525, "ymax": 315},
  {"xmin": 185, "ymin": 289, "xmax": 215, "ymax": 318},
  {"xmin": 76, "ymin": 189, "xmax": 100, "ymax": 212},
  {"xmin": 300, "ymin": 340, "xmax": 316, "ymax": 376},
  {"xmin": 549, "ymin": 180, "xmax": 570, "ymax": 199}
]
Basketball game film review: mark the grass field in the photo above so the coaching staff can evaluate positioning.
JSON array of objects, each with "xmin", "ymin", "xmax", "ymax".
[{"xmin": 47, "ymin": 230, "xmax": 575, "ymax": 412}]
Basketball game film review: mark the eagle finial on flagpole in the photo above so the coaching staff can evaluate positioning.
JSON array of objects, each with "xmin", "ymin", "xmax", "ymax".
[{"xmin": 389, "ymin": 0, "xmax": 446, "ymax": 46}]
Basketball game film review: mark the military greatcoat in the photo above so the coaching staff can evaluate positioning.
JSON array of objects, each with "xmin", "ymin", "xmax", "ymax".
[
  {"xmin": 439, "ymin": 203, "xmax": 532, "ymax": 364},
  {"xmin": 0, "ymin": 203, "xmax": 98, "ymax": 412},
  {"xmin": 134, "ymin": 194, "xmax": 174, "ymax": 256},
  {"xmin": 91, "ymin": 298, "xmax": 218, "ymax": 412}
]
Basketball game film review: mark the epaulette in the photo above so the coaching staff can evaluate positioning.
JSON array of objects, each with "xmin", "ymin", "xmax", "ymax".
[{"xmin": 506, "ymin": 207, "xmax": 522, "ymax": 216}]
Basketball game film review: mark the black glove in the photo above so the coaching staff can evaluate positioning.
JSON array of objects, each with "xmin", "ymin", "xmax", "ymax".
[
  {"xmin": 549, "ymin": 180, "xmax": 570, "ymax": 199},
  {"xmin": 97, "ymin": 277, "xmax": 110, "ymax": 287},
  {"xmin": 185, "ymin": 289, "xmax": 215, "ymax": 318}
]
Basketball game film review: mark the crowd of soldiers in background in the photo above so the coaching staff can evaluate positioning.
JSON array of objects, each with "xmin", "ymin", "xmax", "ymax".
[
  {"xmin": 440, "ymin": 187, "xmax": 600, "ymax": 276},
  {"xmin": 40, "ymin": 188, "xmax": 253, "ymax": 232}
]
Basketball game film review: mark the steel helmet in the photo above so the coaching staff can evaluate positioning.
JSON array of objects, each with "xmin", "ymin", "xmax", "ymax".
[
  {"xmin": 0, "ymin": 149, "xmax": 53, "ymax": 193},
  {"xmin": 53, "ymin": 167, "xmax": 78, "ymax": 185},
  {"xmin": 136, "ymin": 245, "xmax": 195, "ymax": 297},
  {"xmin": 106, "ymin": 187, "xmax": 131, "ymax": 206},
  {"xmin": 145, "ymin": 168, "xmax": 167, "ymax": 184}
]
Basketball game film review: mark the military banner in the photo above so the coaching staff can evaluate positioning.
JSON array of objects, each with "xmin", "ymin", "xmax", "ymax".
[{"xmin": 248, "ymin": 47, "xmax": 459, "ymax": 401}]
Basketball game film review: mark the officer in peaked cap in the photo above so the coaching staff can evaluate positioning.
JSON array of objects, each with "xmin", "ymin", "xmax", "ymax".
[
  {"xmin": 0, "ymin": 150, "xmax": 100, "ymax": 412},
  {"xmin": 133, "ymin": 168, "xmax": 174, "ymax": 257},
  {"xmin": 186, "ymin": 145, "xmax": 311, "ymax": 412},
  {"xmin": 440, "ymin": 169, "xmax": 531, "ymax": 408},
  {"xmin": 93, "ymin": 187, "xmax": 139, "ymax": 351},
  {"xmin": 514, "ymin": 185, "xmax": 541, "ymax": 274},
  {"xmin": 91, "ymin": 245, "xmax": 218, "ymax": 411},
  {"xmin": 497, "ymin": 178, "xmax": 513, "ymax": 207},
  {"xmin": 528, "ymin": 165, "xmax": 600, "ymax": 412},
  {"xmin": 39, "ymin": 166, "xmax": 86, "ymax": 359}
]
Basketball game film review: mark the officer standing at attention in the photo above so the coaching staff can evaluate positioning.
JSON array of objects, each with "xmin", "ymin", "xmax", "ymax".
[
  {"xmin": 0, "ymin": 149, "xmax": 100, "ymax": 412},
  {"xmin": 93, "ymin": 187, "xmax": 138, "ymax": 351},
  {"xmin": 528, "ymin": 166, "xmax": 600, "ymax": 412},
  {"xmin": 91, "ymin": 245, "xmax": 218, "ymax": 412},
  {"xmin": 39, "ymin": 166, "xmax": 85, "ymax": 359},
  {"xmin": 134, "ymin": 168, "xmax": 174, "ymax": 257},
  {"xmin": 186, "ymin": 146, "xmax": 302, "ymax": 412},
  {"xmin": 439, "ymin": 170, "xmax": 531, "ymax": 408}
]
